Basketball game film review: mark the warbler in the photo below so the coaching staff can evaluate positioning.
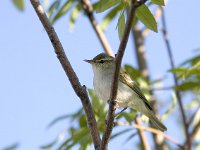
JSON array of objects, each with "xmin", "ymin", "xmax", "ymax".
[{"xmin": 85, "ymin": 53, "xmax": 167, "ymax": 132}]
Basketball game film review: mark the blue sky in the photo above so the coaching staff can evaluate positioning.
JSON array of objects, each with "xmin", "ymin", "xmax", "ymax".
[{"xmin": 1, "ymin": 0, "xmax": 200, "ymax": 149}]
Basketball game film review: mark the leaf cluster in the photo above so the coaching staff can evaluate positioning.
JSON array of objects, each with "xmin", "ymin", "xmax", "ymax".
[
  {"xmin": 170, "ymin": 53, "xmax": 200, "ymax": 93},
  {"xmin": 46, "ymin": 0, "xmax": 165, "ymax": 39}
]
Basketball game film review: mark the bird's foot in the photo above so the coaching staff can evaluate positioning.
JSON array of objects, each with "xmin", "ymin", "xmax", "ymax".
[
  {"xmin": 105, "ymin": 119, "xmax": 116, "ymax": 127},
  {"xmin": 107, "ymin": 99, "xmax": 118, "ymax": 107}
]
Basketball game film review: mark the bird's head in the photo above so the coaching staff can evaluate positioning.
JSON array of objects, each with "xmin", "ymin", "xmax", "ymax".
[{"xmin": 84, "ymin": 53, "xmax": 115, "ymax": 72}]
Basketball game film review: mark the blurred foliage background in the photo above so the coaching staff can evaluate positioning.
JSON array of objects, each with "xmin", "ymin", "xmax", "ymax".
[{"xmin": 4, "ymin": 0, "xmax": 200, "ymax": 149}]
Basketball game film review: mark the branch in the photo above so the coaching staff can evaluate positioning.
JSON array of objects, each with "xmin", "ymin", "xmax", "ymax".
[
  {"xmin": 30, "ymin": 0, "xmax": 101, "ymax": 149},
  {"xmin": 131, "ymin": 5, "xmax": 169, "ymax": 149},
  {"xmin": 131, "ymin": 25, "xmax": 151, "ymax": 148},
  {"xmin": 132, "ymin": 24, "xmax": 149, "ymax": 78},
  {"xmin": 116, "ymin": 121, "xmax": 184, "ymax": 149},
  {"xmin": 80, "ymin": 0, "xmax": 114, "ymax": 56},
  {"xmin": 186, "ymin": 106, "xmax": 200, "ymax": 144},
  {"xmin": 135, "ymin": 116, "xmax": 151, "ymax": 150},
  {"xmin": 190, "ymin": 120, "xmax": 200, "ymax": 142},
  {"xmin": 188, "ymin": 105, "xmax": 200, "ymax": 127},
  {"xmin": 160, "ymin": 8, "xmax": 190, "ymax": 150},
  {"xmin": 100, "ymin": 1, "xmax": 147, "ymax": 149}
]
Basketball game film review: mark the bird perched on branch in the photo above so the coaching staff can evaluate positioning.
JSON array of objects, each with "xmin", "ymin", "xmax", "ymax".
[{"xmin": 85, "ymin": 53, "xmax": 167, "ymax": 132}]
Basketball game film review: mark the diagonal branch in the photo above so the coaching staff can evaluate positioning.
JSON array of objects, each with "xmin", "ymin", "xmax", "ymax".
[
  {"xmin": 80, "ymin": 0, "xmax": 114, "ymax": 56},
  {"xmin": 190, "ymin": 120, "xmax": 200, "ymax": 142},
  {"xmin": 100, "ymin": 1, "xmax": 147, "ymax": 149},
  {"xmin": 30, "ymin": 0, "xmax": 101, "ymax": 149},
  {"xmin": 160, "ymin": 8, "xmax": 190, "ymax": 150},
  {"xmin": 186, "ymin": 106, "xmax": 200, "ymax": 145},
  {"xmin": 188, "ymin": 105, "xmax": 200, "ymax": 127},
  {"xmin": 135, "ymin": 116, "xmax": 151, "ymax": 150},
  {"xmin": 116, "ymin": 121, "xmax": 184, "ymax": 149}
]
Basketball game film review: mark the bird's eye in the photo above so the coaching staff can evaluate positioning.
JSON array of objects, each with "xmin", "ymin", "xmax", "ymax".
[{"xmin": 99, "ymin": 60, "xmax": 104, "ymax": 64}]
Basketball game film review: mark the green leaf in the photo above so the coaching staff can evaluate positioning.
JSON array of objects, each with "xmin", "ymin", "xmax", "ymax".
[
  {"xmin": 52, "ymin": 0, "xmax": 74, "ymax": 24},
  {"xmin": 123, "ymin": 132, "xmax": 137, "ymax": 144},
  {"xmin": 190, "ymin": 61, "xmax": 200, "ymax": 71},
  {"xmin": 95, "ymin": 0, "xmax": 120, "ymax": 13},
  {"xmin": 111, "ymin": 128, "xmax": 132, "ymax": 140},
  {"xmin": 170, "ymin": 68, "xmax": 188, "ymax": 79},
  {"xmin": 117, "ymin": 11, "xmax": 125, "ymax": 40},
  {"xmin": 150, "ymin": 77, "xmax": 165, "ymax": 85},
  {"xmin": 121, "ymin": 111, "xmax": 136, "ymax": 123},
  {"xmin": 69, "ymin": 4, "xmax": 81, "ymax": 30},
  {"xmin": 79, "ymin": 115, "xmax": 87, "ymax": 128},
  {"xmin": 136, "ymin": 4, "xmax": 157, "ymax": 32},
  {"xmin": 100, "ymin": 4, "xmax": 122, "ymax": 32},
  {"xmin": 68, "ymin": 128, "xmax": 90, "ymax": 149},
  {"xmin": 47, "ymin": 114, "xmax": 71, "ymax": 128},
  {"xmin": 58, "ymin": 128, "xmax": 89, "ymax": 150},
  {"xmin": 88, "ymin": 89, "xmax": 106, "ymax": 119},
  {"xmin": 175, "ymin": 81, "xmax": 200, "ymax": 92},
  {"xmin": 162, "ymin": 93, "xmax": 177, "ymax": 120},
  {"xmin": 180, "ymin": 54, "xmax": 200, "ymax": 67},
  {"xmin": 79, "ymin": 135, "xmax": 91, "ymax": 150},
  {"xmin": 170, "ymin": 61, "xmax": 200, "ymax": 79},
  {"xmin": 47, "ymin": 108, "xmax": 83, "ymax": 128},
  {"xmin": 2, "ymin": 143, "xmax": 19, "ymax": 150},
  {"xmin": 170, "ymin": 68, "xmax": 187, "ymax": 73},
  {"xmin": 124, "ymin": 64, "xmax": 141, "ymax": 79},
  {"xmin": 47, "ymin": 1, "xmax": 61, "ymax": 19},
  {"xmin": 132, "ymin": 16, "xmax": 138, "ymax": 27},
  {"xmin": 41, "ymin": 139, "xmax": 57, "ymax": 149},
  {"xmin": 70, "ymin": 108, "xmax": 84, "ymax": 120},
  {"xmin": 12, "ymin": 0, "xmax": 25, "ymax": 11},
  {"xmin": 151, "ymin": 0, "xmax": 165, "ymax": 6},
  {"xmin": 58, "ymin": 138, "xmax": 72, "ymax": 150}
]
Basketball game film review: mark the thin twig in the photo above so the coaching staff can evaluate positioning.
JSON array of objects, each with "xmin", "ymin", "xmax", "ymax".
[
  {"xmin": 135, "ymin": 116, "xmax": 151, "ymax": 150},
  {"xmin": 116, "ymin": 121, "xmax": 184, "ymax": 149},
  {"xmin": 30, "ymin": 0, "xmax": 101, "ymax": 149},
  {"xmin": 80, "ymin": 0, "xmax": 114, "ymax": 56},
  {"xmin": 100, "ymin": 1, "xmax": 147, "ymax": 149},
  {"xmin": 161, "ymin": 8, "xmax": 190, "ymax": 150},
  {"xmin": 190, "ymin": 120, "xmax": 200, "ymax": 141}
]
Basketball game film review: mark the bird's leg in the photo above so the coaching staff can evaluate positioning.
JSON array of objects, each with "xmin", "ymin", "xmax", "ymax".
[
  {"xmin": 107, "ymin": 99, "xmax": 127, "ymax": 117},
  {"xmin": 115, "ymin": 107, "xmax": 128, "ymax": 117}
]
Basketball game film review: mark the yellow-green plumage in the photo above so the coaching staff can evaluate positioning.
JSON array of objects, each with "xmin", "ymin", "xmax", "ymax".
[{"xmin": 85, "ymin": 53, "xmax": 167, "ymax": 132}]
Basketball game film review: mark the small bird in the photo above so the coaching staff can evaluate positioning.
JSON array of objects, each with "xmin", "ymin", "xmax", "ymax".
[{"xmin": 85, "ymin": 53, "xmax": 167, "ymax": 132}]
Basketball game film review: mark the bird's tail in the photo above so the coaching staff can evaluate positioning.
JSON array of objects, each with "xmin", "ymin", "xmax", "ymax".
[{"xmin": 148, "ymin": 113, "xmax": 167, "ymax": 132}]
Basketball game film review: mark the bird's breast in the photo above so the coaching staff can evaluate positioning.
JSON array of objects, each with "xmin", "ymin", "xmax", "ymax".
[
  {"xmin": 93, "ymin": 72, "xmax": 112, "ymax": 102},
  {"xmin": 93, "ymin": 71, "xmax": 133, "ymax": 108}
]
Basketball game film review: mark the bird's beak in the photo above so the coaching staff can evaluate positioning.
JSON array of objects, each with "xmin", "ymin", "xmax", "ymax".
[{"xmin": 84, "ymin": 59, "xmax": 94, "ymax": 64}]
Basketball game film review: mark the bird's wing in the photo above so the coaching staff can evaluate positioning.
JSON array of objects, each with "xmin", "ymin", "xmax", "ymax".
[{"xmin": 119, "ymin": 69, "xmax": 153, "ymax": 110}]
